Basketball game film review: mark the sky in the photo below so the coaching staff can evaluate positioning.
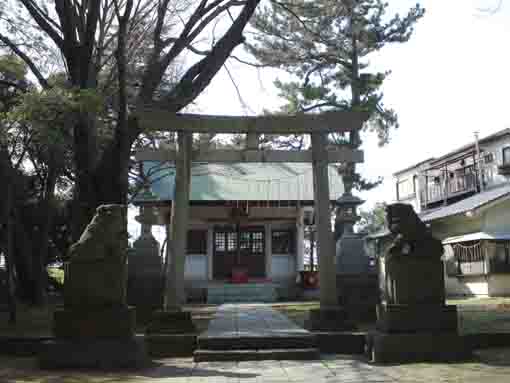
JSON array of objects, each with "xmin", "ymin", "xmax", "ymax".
[
  {"xmin": 130, "ymin": 0, "xmax": 510, "ymax": 241},
  {"xmin": 192, "ymin": 0, "xmax": 510, "ymax": 210}
]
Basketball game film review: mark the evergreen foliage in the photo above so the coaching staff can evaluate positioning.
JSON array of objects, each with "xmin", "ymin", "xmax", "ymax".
[
  {"xmin": 248, "ymin": 0, "xmax": 424, "ymax": 192},
  {"xmin": 248, "ymin": 0, "xmax": 424, "ymax": 146},
  {"xmin": 357, "ymin": 201, "xmax": 387, "ymax": 234}
]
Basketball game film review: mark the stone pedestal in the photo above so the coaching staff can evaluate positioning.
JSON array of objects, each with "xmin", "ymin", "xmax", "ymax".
[
  {"xmin": 369, "ymin": 331, "xmax": 470, "ymax": 364},
  {"xmin": 145, "ymin": 309, "xmax": 197, "ymax": 357},
  {"xmin": 370, "ymin": 302, "xmax": 468, "ymax": 363},
  {"xmin": 146, "ymin": 310, "xmax": 197, "ymax": 334},
  {"xmin": 40, "ymin": 336, "xmax": 147, "ymax": 369},
  {"xmin": 376, "ymin": 303, "xmax": 458, "ymax": 333},
  {"xmin": 305, "ymin": 307, "xmax": 355, "ymax": 332},
  {"xmin": 53, "ymin": 306, "xmax": 137, "ymax": 338}
]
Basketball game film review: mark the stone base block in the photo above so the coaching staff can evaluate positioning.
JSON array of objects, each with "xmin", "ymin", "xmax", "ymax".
[
  {"xmin": 194, "ymin": 348, "xmax": 320, "ymax": 362},
  {"xmin": 368, "ymin": 331, "xmax": 471, "ymax": 364},
  {"xmin": 304, "ymin": 307, "xmax": 356, "ymax": 332},
  {"xmin": 39, "ymin": 336, "xmax": 148, "ymax": 369},
  {"xmin": 376, "ymin": 304, "xmax": 458, "ymax": 333},
  {"xmin": 127, "ymin": 273, "xmax": 164, "ymax": 319},
  {"xmin": 146, "ymin": 310, "xmax": 197, "ymax": 334},
  {"xmin": 146, "ymin": 334, "xmax": 197, "ymax": 357},
  {"xmin": 128, "ymin": 255, "xmax": 162, "ymax": 276},
  {"xmin": 54, "ymin": 306, "xmax": 136, "ymax": 338},
  {"xmin": 315, "ymin": 332, "xmax": 366, "ymax": 354},
  {"xmin": 65, "ymin": 259, "xmax": 127, "ymax": 307}
]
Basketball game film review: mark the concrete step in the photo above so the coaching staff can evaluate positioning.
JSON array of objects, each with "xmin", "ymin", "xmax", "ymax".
[
  {"xmin": 198, "ymin": 335, "xmax": 317, "ymax": 350},
  {"xmin": 194, "ymin": 348, "xmax": 320, "ymax": 362},
  {"xmin": 207, "ymin": 296, "xmax": 276, "ymax": 304},
  {"xmin": 207, "ymin": 283, "xmax": 277, "ymax": 304}
]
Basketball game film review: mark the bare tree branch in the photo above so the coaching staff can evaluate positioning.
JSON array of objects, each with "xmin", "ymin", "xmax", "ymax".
[
  {"xmin": 223, "ymin": 62, "xmax": 255, "ymax": 114},
  {"xmin": 0, "ymin": 33, "xmax": 50, "ymax": 89},
  {"xmin": 19, "ymin": 0, "xmax": 64, "ymax": 49},
  {"xmin": 160, "ymin": 0, "xmax": 261, "ymax": 111}
]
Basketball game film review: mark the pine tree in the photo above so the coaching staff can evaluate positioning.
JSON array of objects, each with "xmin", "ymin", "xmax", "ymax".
[{"xmin": 247, "ymin": 0, "xmax": 424, "ymax": 193}]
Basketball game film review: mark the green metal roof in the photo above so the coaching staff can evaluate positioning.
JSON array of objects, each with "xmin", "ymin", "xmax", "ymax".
[{"xmin": 136, "ymin": 161, "xmax": 344, "ymax": 202}]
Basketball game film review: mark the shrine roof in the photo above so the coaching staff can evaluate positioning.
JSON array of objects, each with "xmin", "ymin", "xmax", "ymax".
[{"xmin": 133, "ymin": 162, "xmax": 344, "ymax": 203}]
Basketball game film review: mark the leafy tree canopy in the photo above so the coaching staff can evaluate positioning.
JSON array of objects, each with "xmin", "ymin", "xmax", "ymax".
[
  {"xmin": 248, "ymin": 0, "xmax": 424, "ymax": 147},
  {"xmin": 357, "ymin": 201, "xmax": 387, "ymax": 234}
]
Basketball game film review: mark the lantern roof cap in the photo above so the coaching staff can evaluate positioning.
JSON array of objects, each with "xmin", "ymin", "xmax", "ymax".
[{"xmin": 336, "ymin": 192, "xmax": 364, "ymax": 207}]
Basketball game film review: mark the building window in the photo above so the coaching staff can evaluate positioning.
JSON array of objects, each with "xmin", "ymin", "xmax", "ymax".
[
  {"xmin": 187, "ymin": 230, "xmax": 207, "ymax": 254},
  {"xmin": 453, "ymin": 241, "xmax": 486, "ymax": 275},
  {"xmin": 272, "ymin": 230, "xmax": 295, "ymax": 254},
  {"xmin": 484, "ymin": 152, "xmax": 494, "ymax": 164},
  {"xmin": 503, "ymin": 147, "xmax": 510, "ymax": 165},
  {"xmin": 397, "ymin": 178, "xmax": 414, "ymax": 199},
  {"xmin": 490, "ymin": 241, "xmax": 510, "ymax": 273}
]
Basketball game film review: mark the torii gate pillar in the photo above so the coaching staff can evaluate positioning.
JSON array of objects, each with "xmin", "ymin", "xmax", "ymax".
[{"xmin": 305, "ymin": 132, "xmax": 356, "ymax": 331}]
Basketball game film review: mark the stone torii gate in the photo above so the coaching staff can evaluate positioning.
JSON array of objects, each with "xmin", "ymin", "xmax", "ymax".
[{"xmin": 135, "ymin": 107, "xmax": 367, "ymax": 330}]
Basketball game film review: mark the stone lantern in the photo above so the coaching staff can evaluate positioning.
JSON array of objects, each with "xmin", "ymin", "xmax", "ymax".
[
  {"xmin": 128, "ymin": 185, "xmax": 164, "ymax": 317},
  {"xmin": 335, "ymin": 192, "xmax": 364, "ymax": 238}
]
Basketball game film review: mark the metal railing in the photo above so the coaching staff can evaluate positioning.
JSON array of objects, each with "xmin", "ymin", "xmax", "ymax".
[{"xmin": 420, "ymin": 172, "xmax": 478, "ymax": 205}]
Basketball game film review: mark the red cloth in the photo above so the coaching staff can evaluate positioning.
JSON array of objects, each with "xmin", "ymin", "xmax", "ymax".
[{"xmin": 231, "ymin": 269, "xmax": 249, "ymax": 283}]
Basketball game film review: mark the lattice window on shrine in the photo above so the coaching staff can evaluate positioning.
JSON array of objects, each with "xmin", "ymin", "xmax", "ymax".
[
  {"xmin": 251, "ymin": 232, "xmax": 264, "ymax": 254},
  {"xmin": 240, "ymin": 232, "xmax": 251, "ymax": 250},
  {"xmin": 227, "ymin": 232, "xmax": 237, "ymax": 251},
  {"xmin": 490, "ymin": 241, "xmax": 510, "ymax": 274},
  {"xmin": 453, "ymin": 241, "xmax": 486, "ymax": 275},
  {"xmin": 214, "ymin": 232, "xmax": 226, "ymax": 252}
]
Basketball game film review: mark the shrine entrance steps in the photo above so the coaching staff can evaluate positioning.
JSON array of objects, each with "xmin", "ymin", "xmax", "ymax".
[
  {"xmin": 194, "ymin": 304, "xmax": 319, "ymax": 362},
  {"xmin": 206, "ymin": 282, "xmax": 277, "ymax": 304}
]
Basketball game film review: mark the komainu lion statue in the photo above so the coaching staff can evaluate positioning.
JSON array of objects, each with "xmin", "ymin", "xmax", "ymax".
[
  {"xmin": 65, "ymin": 204, "xmax": 129, "ymax": 307},
  {"xmin": 385, "ymin": 203, "xmax": 443, "ymax": 259},
  {"xmin": 379, "ymin": 203, "xmax": 445, "ymax": 305}
]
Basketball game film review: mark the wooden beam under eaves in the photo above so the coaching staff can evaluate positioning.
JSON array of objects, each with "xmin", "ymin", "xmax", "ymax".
[
  {"xmin": 134, "ymin": 148, "xmax": 364, "ymax": 164},
  {"xmin": 137, "ymin": 108, "xmax": 368, "ymax": 134}
]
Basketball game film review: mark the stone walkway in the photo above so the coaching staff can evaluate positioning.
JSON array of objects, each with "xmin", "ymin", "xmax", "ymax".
[
  {"xmin": 2, "ymin": 304, "xmax": 510, "ymax": 382},
  {"xmin": 201, "ymin": 304, "xmax": 310, "ymax": 338},
  {"xmin": 3, "ymin": 353, "xmax": 510, "ymax": 382}
]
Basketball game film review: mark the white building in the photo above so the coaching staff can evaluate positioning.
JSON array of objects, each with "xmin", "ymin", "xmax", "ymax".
[{"xmin": 393, "ymin": 128, "xmax": 510, "ymax": 297}]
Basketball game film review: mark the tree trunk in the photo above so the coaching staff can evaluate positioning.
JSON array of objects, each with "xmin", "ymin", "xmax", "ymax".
[
  {"xmin": 310, "ymin": 230, "xmax": 315, "ymax": 271},
  {"xmin": 71, "ymin": 117, "xmax": 131, "ymax": 241},
  {"xmin": 32, "ymin": 163, "xmax": 58, "ymax": 305},
  {"xmin": 5, "ymin": 176, "xmax": 16, "ymax": 323}
]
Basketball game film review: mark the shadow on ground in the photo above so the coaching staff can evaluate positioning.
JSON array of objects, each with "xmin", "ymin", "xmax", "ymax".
[{"xmin": 0, "ymin": 357, "xmax": 260, "ymax": 383}]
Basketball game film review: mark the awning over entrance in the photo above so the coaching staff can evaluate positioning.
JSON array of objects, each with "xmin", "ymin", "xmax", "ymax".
[{"xmin": 443, "ymin": 231, "xmax": 510, "ymax": 244}]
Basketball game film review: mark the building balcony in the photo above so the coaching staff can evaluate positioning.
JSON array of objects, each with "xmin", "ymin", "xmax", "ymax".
[{"xmin": 420, "ymin": 173, "xmax": 478, "ymax": 206}]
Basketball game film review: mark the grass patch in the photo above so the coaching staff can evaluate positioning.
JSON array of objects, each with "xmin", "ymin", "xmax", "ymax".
[
  {"xmin": 459, "ymin": 310, "xmax": 510, "ymax": 334},
  {"xmin": 447, "ymin": 297, "xmax": 510, "ymax": 309},
  {"xmin": 271, "ymin": 301, "xmax": 320, "ymax": 327},
  {"xmin": 274, "ymin": 299, "xmax": 510, "ymax": 335},
  {"xmin": 47, "ymin": 268, "xmax": 64, "ymax": 286}
]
